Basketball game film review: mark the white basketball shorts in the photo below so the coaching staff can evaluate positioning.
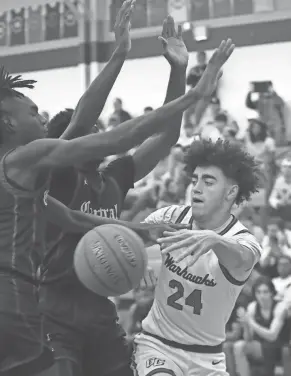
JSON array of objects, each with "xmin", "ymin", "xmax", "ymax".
[{"xmin": 132, "ymin": 332, "xmax": 228, "ymax": 376}]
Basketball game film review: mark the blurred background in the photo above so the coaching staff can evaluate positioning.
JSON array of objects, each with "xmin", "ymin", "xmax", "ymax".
[{"xmin": 1, "ymin": 1, "xmax": 291, "ymax": 375}]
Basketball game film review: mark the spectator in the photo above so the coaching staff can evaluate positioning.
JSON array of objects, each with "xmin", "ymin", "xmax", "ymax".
[
  {"xmin": 260, "ymin": 219, "xmax": 291, "ymax": 278},
  {"xmin": 186, "ymin": 51, "xmax": 207, "ymax": 89},
  {"xmin": 269, "ymin": 158, "xmax": 291, "ymax": 222},
  {"xmin": 272, "ymin": 255, "xmax": 291, "ymax": 302},
  {"xmin": 178, "ymin": 123, "xmax": 195, "ymax": 148},
  {"xmin": 107, "ymin": 112, "xmax": 121, "ymax": 130},
  {"xmin": 113, "ymin": 97, "xmax": 132, "ymax": 123},
  {"xmin": 144, "ymin": 106, "xmax": 153, "ymax": 114},
  {"xmin": 233, "ymin": 277, "xmax": 289, "ymax": 376},
  {"xmin": 239, "ymin": 216, "xmax": 265, "ymax": 244},
  {"xmin": 246, "ymin": 82, "xmax": 286, "ymax": 146},
  {"xmin": 215, "ymin": 113, "xmax": 228, "ymax": 133},
  {"xmin": 200, "ymin": 120, "xmax": 223, "ymax": 142},
  {"xmin": 244, "ymin": 119, "xmax": 276, "ymax": 214}
]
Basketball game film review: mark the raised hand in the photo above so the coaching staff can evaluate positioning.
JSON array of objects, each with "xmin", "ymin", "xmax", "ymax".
[
  {"xmin": 158, "ymin": 15, "xmax": 188, "ymax": 69},
  {"xmin": 157, "ymin": 229, "xmax": 220, "ymax": 266},
  {"xmin": 114, "ymin": 0, "xmax": 135, "ymax": 54},
  {"xmin": 193, "ymin": 38, "xmax": 235, "ymax": 98}
]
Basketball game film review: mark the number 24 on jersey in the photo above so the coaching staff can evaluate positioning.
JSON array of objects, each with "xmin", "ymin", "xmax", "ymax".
[{"xmin": 167, "ymin": 279, "xmax": 203, "ymax": 315}]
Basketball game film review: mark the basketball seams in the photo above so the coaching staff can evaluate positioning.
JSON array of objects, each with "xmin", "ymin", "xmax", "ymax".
[
  {"xmin": 95, "ymin": 229, "xmax": 133, "ymax": 291},
  {"xmin": 118, "ymin": 226, "xmax": 147, "ymax": 277},
  {"xmin": 82, "ymin": 236, "xmax": 120, "ymax": 296}
]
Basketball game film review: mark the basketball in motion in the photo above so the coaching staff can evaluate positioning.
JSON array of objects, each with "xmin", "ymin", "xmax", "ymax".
[{"xmin": 74, "ymin": 224, "xmax": 148, "ymax": 297}]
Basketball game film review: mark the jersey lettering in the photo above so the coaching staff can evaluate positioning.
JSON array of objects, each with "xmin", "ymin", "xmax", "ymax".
[
  {"xmin": 167, "ymin": 279, "xmax": 203, "ymax": 315},
  {"xmin": 165, "ymin": 254, "xmax": 216, "ymax": 287}
]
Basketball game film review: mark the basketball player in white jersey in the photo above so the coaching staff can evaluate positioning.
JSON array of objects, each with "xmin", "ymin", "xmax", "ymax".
[{"xmin": 132, "ymin": 139, "xmax": 262, "ymax": 376}]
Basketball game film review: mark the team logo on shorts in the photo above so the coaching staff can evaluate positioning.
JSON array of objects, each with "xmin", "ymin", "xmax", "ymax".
[{"xmin": 146, "ymin": 358, "xmax": 165, "ymax": 368}]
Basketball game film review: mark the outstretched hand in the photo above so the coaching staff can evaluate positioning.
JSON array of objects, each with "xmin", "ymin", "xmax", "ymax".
[
  {"xmin": 126, "ymin": 222, "xmax": 191, "ymax": 244},
  {"xmin": 114, "ymin": 0, "xmax": 135, "ymax": 54},
  {"xmin": 158, "ymin": 15, "xmax": 188, "ymax": 69},
  {"xmin": 157, "ymin": 229, "xmax": 220, "ymax": 266},
  {"xmin": 193, "ymin": 38, "xmax": 235, "ymax": 98}
]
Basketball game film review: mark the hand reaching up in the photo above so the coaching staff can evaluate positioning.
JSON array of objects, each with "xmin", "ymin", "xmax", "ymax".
[
  {"xmin": 114, "ymin": 0, "xmax": 135, "ymax": 54},
  {"xmin": 159, "ymin": 15, "xmax": 188, "ymax": 69},
  {"xmin": 192, "ymin": 39, "xmax": 235, "ymax": 99}
]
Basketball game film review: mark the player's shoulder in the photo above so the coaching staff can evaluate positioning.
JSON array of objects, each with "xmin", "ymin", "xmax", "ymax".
[
  {"xmin": 247, "ymin": 300, "xmax": 257, "ymax": 315},
  {"xmin": 143, "ymin": 205, "xmax": 189, "ymax": 224}
]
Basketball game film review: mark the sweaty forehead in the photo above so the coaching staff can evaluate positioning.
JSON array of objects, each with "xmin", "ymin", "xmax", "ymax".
[{"xmin": 1, "ymin": 95, "xmax": 36, "ymax": 114}]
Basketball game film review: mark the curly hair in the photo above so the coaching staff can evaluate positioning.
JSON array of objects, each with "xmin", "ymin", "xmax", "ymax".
[
  {"xmin": 0, "ymin": 66, "xmax": 36, "ymax": 144},
  {"xmin": 46, "ymin": 108, "xmax": 74, "ymax": 138},
  {"xmin": 184, "ymin": 139, "xmax": 260, "ymax": 205}
]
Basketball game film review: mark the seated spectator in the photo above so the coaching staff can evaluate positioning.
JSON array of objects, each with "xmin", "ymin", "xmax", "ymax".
[
  {"xmin": 233, "ymin": 277, "xmax": 289, "ymax": 376},
  {"xmin": 272, "ymin": 255, "xmax": 291, "ymax": 302},
  {"xmin": 259, "ymin": 219, "xmax": 291, "ymax": 278},
  {"xmin": 112, "ymin": 97, "xmax": 132, "ymax": 123},
  {"xmin": 269, "ymin": 158, "xmax": 291, "ymax": 222}
]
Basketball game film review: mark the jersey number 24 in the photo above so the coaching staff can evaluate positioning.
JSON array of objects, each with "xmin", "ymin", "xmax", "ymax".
[{"xmin": 167, "ymin": 279, "xmax": 203, "ymax": 315}]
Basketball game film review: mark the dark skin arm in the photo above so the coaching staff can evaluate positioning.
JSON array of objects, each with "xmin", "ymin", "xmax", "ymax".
[
  {"xmin": 5, "ymin": 40, "xmax": 234, "ymax": 191},
  {"xmin": 132, "ymin": 16, "xmax": 187, "ymax": 182},
  {"xmin": 60, "ymin": 0, "xmax": 133, "ymax": 140},
  {"xmin": 45, "ymin": 195, "xmax": 188, "ymax": 242}
]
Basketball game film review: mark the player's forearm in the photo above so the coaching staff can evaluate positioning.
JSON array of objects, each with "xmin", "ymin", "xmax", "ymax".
[
  {"xmin": 213, "ymin": 237, "xmax": 257, "ymax": 273},
  {"xmin": 53, "ymin": 90, "xmax": 200, "ymax": 167},
  {"xmin": 61, "ymin": 48, "xmax": 127, "ymax": 140},
  {"xmin": 162, "ymin": 65, "xmax": 186, "ymax": 135},
  {"xmin": 132, "ymin": 67, "xmax": 186, "ymax": 182},
  {"xmin": 249, "ymin": 320, "xmax": 278, "ymax": 342}
]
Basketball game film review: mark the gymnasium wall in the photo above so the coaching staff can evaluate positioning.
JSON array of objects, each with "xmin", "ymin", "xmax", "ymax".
[{"xmin": 20, "ymin": 40, "xmax": 291, "ymax": 136}]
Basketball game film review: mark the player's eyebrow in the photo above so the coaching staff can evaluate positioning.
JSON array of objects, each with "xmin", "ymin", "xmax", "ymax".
[{"xmin": 192, "ymin": 173, "xmax": 217, "ymax": 181}]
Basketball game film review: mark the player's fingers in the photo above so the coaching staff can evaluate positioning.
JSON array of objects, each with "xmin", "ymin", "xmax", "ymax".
[
  {"xmin": 157, "ymin": 231, "xmax": 189, "ymax": 244},
  {"xmin": 161, "ymin": 18, "xmax": 167, "ymax": 39},
  {"xmin": 177, "ymin": 24, "xmax": 183, "ymax": 39},
  {"xmin": 160, "ymin": 238, "xmax": 192, "ymax": 255},
  {"xmin": 167, "ymin": 15, "xmax": 175, "ymax": 37},
  {"xmin": 158, "ymin": 36, "xmax": 168, "ymax": 47},
  {"xmin": 148, "ymin": 268, "xmax": 157, "ymax": 286}
]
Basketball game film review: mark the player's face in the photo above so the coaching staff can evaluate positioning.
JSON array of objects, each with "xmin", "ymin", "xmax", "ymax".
[
  {"xmin": 191, "ymin": 165, "xmax": 237, "ymax": 220},
  {"xmin": 1, "ymin": 95, "xmax": 47, "ymax": 143},
  {"xmin": 255, "ymin": 284, "xmax": 273, "ymax": 306}
]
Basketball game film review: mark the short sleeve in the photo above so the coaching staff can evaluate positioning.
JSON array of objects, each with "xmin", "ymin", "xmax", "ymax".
[
  {"xmin": 102, "ymin": 156, "xmax": 135, "ymax": 199},
  {"xmin": 234, "ymin": 232, "xmax": 263, "ymax": 266},
  {"xmin": 143, "ymin": 205, "xmax": 185, "ymax": 224}
]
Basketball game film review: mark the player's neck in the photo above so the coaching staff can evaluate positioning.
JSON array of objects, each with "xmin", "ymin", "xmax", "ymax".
[{"xmin": 193, "ymin": 212, "xmax": 232, "ymax": 232}]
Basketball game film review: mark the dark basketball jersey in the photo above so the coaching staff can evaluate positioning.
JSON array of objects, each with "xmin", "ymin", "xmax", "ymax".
[
  {"xmin": 253, "ymin": 301, "xmax": 290, "ymax": 345},
  {"xmin": 39, "ymin": 156, "xmax": 135, "ymax": 329},
  {"xmin": 0, "ymin": 149, "xmax": 49, "ymax": 280}
]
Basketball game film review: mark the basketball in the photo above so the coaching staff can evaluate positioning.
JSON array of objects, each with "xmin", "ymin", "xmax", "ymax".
[{"xmin": 74, "ymin": 224, "xmax": 148, "ymax": 297}]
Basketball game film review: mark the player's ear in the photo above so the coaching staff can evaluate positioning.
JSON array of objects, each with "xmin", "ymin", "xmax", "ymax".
[
  {"xmin": 227, "ymin": 184, "xmax": 239, "ymax": 203},
  {"xmin": 2, "ymin": 115, "xmax": 17, "ymax": 134}
]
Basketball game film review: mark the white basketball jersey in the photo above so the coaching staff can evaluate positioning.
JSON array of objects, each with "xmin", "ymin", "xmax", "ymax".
[{"xmin": 142, "ymin": 205, "xmax": 262, "ymax": 346}]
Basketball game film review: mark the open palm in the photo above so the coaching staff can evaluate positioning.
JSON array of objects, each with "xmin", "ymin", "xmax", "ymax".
[{"xmin": 159, "ymin": 16, "xmax": 188, "ymax": 69}]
